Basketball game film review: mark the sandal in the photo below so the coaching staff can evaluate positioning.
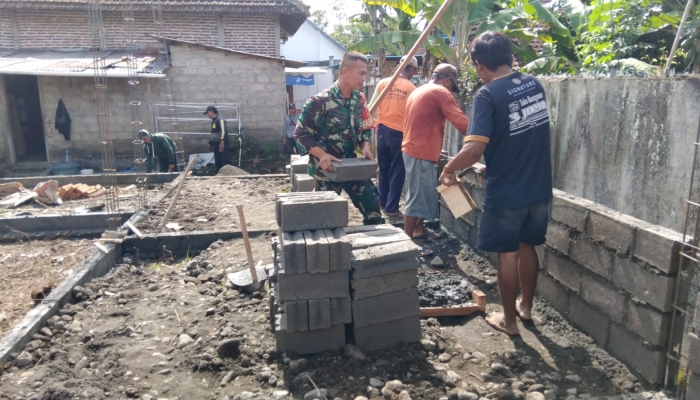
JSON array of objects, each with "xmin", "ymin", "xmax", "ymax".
[{"xmin": 418, "ymin": 247, "xmax": 434, "ymax": 257}]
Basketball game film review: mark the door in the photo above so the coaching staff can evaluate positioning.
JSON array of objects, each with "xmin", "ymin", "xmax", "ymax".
[{"xmin": 4, "ymin": 75, "xmax": 47, "ymax": 162}]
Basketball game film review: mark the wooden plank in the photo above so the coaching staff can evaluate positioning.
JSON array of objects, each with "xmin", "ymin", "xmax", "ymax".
[
  {"xmin": 472, "ymin": 289, "xmax": 487, "ymax": 309},
  {"xmin": 343, "ymin": 224, "xmax": 402, "ymax": 234},
  {"xmin": 419, "ymin": 303, "xmax": 485, "ymax": 318}
]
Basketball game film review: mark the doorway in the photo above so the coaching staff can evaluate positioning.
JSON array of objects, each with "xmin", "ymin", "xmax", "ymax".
[{"xmin": 4, "ymin": 75, "xmax": 47, "ymax": 162}]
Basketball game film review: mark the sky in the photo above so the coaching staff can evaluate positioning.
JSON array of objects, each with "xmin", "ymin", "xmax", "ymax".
[{"xmin": 300, "ymin": 0, "xmax": 366, "ymax": 32}]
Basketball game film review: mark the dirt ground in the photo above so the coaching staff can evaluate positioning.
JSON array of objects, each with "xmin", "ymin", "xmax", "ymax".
[{"xmin": 0, "ymin": 239, "xmax": 95, "ymax": 338}]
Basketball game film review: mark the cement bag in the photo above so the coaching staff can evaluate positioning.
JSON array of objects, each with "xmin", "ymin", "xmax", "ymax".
[{"xmin": 33, "ymin": 180, "xmax": 62, "ymax": 205}]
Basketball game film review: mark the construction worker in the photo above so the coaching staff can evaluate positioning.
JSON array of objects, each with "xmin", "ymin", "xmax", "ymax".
[
  {"xmin": 402, "ymin": 63, "xmax": 469, "ymax": 241},
  {"xmin": 439, "ymin": 32, "xmax": 553, "ymax": 336},
  {"xmin": 370, "ymin": 55, "xmax": 419, "ymax": 221},
  {"xmin": 294, "ymin": 51, "xmax": 384, "ymax": 225},
  {"xmin": 204, "ymin": 105, "xmax": 231, "ymax": 172},
  {"xmin": 139, "ymin": 129, "xmax": 178, "ymax": 173},
  {"xmin": 283, "ymin": 103, "xmax": 299, "ymax": 157}
]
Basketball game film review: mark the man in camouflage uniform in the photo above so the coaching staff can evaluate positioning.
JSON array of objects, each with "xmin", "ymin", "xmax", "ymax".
[{"xmin": 294, "ymin": 51, "xmax": 384, "ymax": 225}]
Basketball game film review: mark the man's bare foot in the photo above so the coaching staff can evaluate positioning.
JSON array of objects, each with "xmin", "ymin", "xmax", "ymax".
[
  {"xmin": 485, "ymin": 313, "xmax": 519, "ymax": 336},
  {"xmin": 516, "ymin": 300, "xmax": 532, "ymax": 321}
]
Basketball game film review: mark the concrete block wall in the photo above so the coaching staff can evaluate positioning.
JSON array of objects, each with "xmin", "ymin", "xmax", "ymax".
[
  {"xmin": 686, "ymin": 293, "xmax": 700, "ymax": 395},
  {"xmin": 439, "ymin": 165, "xmax": 684, "ymax": 384}
]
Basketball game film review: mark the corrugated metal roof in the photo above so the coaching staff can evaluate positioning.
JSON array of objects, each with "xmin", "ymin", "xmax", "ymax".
[{"xmin": 0, "ymin": 50, "xmax": 169, "ymax": 77}]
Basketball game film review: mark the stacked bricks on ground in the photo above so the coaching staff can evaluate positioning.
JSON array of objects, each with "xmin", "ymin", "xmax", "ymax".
[
  {"xmin": 439, "ymin": 162, "xmax": 684, "ymax": 384},
  {"xmin": 346, "ymin": 224, "xmax": 422, "ymax": 352},
  {"xmin": 286, "ymin": 155, "xmax": 315, "ymax": 192},
  {"xmin": 285, "ymin": 156, "xmax": 378, "ymax": 192},
  {"xmin": 273, "ymin": 192, "xmax": 351, "ymax": 354}
]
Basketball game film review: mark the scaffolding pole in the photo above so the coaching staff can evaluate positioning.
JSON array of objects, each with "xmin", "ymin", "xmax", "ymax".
[{"xmin": 88, "ymin": 0, "xmax": 121, "ymax": 231}]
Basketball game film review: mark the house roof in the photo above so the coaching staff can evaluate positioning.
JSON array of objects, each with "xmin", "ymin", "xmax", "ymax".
[
  {"xmin": 155, "ymin": 35, "xmax": 308, "ymax": 68},
  {"xmin": 0, "ymin": 49, "xmax": 168, "ymax": 78},
  {"xmin": 0, "ymin": 0, "xmax": 310, "ymax": 37}
]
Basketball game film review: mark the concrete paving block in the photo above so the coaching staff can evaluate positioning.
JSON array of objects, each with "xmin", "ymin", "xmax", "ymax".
[
  {"xmin": 283, "ymin": 300, "xmax": 309, "ymax": 333},
  {"xmin": 633, "ymin": 225, "xmax": 682, "ymax": 274},
  {"xmin": 324, "ymin": 158, "xmax": 378, "ymax": 181},
  {"xmin": 304, "ymin": 230, "xmax": 330, "ymax": 273},
  {"xmin": 330, "ymin": 297, "xmax": 352, "ymax": 325},
  {"xmin": 569, "ymin": 295, "xmax": 610, "ymax": 345},
  {"xmin": 580, "ymin": 274, "xmax": 626, "ymax": 322},
  {"xmin": 291, "ymin": 156, "xmax": 309, "ymax": 173},
  {"xmin": 324, "ymin": 228, "xmax": 351, "ymax": 272},
  {"xmin": 352, "ymin": 269, "xmax": 418, "ymax": 300},
  {"xmin": 280, "ymin": 231, "xmax": 306, "ymax": 274},
  {"xmin": 352, "ymin": 288, "xmax": 420, "ymax": 328},
  {"xmin": 277, "ymin": 270, "xmax": 350, "ymax": 301},
  {"xmin": 625, "ymin": 300, "xmax": 671, "ymax": 347},
  {"xmin": 275, "ymin": 314, "xmax": 345, "ymax": 355},
  {"xmin": 308, "ymin": 298, "xmax": 331, "ymax": 330},
  {"xmin": 277, "ymin": 195, "xmax": 348, "ymax": 232},
  {"xmin": 608, "ymin": 323, "xmax": 666, "ymax": 384},
  {"xmin": 585, "ymin": 206, "xmax": 635, "ymax": 254},
  {"xmin": 612, "ymin": 256, "xmax": 675, "ymax": 312},
  {"xmin": 536, "ymin": 272, "xmax": 569, "ymax": 315},
  {"xmin": 347, "ymin": 231, "xmax": 410, "ymax": 249},
  {"xmin": 546, "ymin": 251, "xmax": 582, "ymax": 293},
  {"xmin": 276, "ymin": 192, "xmax": 338, "ymax": 226},
  {"xmin": 688, "ymin": 333, "xmax": 700, "ymax": 375},
  {"xmin": 293, "ymin": 174, "xmax": 316, "ymax": 192},
  {"xmin": 546, "ymin": 223, "xmax": 571, "ymax": 255},
  {"xmin": 353, "ymin": 315, "xmax": 421, "ymax": 352},
  {"xmin": 352, "ymin": 255, "xmax": 420, "ymax": 280},
  {"xmin": 351, "ymin": 240, "xmax": 421, "ymax": 268},
  {"xmin": 551, "ymin": 190, "xmax": 590, "ymax": 232},
  {"xmin": 569, "ymin": 238, "xmax": 613, "ymax": 280}
]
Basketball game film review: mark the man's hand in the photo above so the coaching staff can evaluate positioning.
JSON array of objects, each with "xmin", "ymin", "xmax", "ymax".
[
  {"xmin": 361, "ymin": 142, "xmax": 374, "ymax": 161},
  {"xmin": 218, "ymin": 142, "xmax": 225, "ymax": 152},
  {"xmin": 207, "ymin": 144, "xmax": 212, "ymax": 152},
  {"xmin": 318, "ymin": 152, "xmax": 342, "ymax": 171},
  {"xmin": 168, "ymin": 164, "xmax": 175, "ymax": 172},
  {"xmin": 439, "ymin": 170, "xmax": 457, "ymax": 186}
]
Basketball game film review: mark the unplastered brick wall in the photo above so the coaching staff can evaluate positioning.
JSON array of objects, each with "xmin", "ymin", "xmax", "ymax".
[
  {"xmin": 2, "ymin": 10, "xmax": 277, "ymax": 57},
  {"xmin": 439, "ymin": 163, "xmax": 686, "ymax": 384}
]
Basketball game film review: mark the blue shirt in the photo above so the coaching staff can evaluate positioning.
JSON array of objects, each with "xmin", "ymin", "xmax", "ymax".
[{"xmin": 466, "ymin": 72, "xmax": 552, "ymax": 209}]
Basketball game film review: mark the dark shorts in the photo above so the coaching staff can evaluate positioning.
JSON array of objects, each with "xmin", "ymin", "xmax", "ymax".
[{"xmin": 477, "ymin": 199, "xmax": 550, "ymax": 253}]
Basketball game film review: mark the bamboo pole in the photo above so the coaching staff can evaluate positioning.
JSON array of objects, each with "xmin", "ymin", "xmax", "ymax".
[
  {"xmin": 368, "ymin": 0, "xmax": 456, "ymax": 114},
  {"xmin": 236, "ymin": 205, "xmax": 258, "ymax": 282},
  {"xmin": 158, "ymin": 157, "xmax": 196, "ymax": 229},
  {"xmin": 664, "ymin": 0, "xmax": 694, "ymax": 75}
]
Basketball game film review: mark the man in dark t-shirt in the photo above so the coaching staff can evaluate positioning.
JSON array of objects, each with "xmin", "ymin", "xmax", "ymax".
[
  {"xmin": 439, "ymin": 32, "xmax": 553, "ymax": 336},
  {"xmin": 205, "ymin": 105, "xmax": 232, "ymax": 172}
]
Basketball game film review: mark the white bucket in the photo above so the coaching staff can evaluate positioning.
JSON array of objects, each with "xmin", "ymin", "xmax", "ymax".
[{"xmin": 80, "ymin": 169, "xmax": 94, "ymax": 175}]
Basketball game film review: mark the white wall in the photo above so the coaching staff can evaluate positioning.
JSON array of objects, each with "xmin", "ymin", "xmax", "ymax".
[{"xmin": 281, "ymin": 20, "xmax": 345, "ymax": 62}]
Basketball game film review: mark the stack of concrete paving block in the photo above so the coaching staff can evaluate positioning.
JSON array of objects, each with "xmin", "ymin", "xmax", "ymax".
[
  {"xmin": 286, "ymin": 155, "xmax": 315, "ymax": 192},
  {"xmin": 272, "ymin": 192, "xmax": 353, "ymax": 354},
  {"xmin": 345, "ymin": 225, "xmax": 422, "ymax": 352}
]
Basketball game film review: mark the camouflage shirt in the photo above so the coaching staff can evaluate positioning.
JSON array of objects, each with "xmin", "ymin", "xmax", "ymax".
[{"xmin": 294, "ymin": 84, "xmax": 372, "ymax": 181}]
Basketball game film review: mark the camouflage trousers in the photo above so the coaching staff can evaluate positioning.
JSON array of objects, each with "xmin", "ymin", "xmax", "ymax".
[{"xmin": 316, "ymin": 179, "xmax": 385, "ymax": 225}]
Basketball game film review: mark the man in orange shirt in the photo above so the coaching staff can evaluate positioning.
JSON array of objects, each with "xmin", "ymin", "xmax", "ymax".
[
  {"xmin": 370, "ymin": 55, "xmax": 419, "ymax": 220},
  {"xmin": 402, "ymin": 63, "xmax": 469, "ymax": 239}
]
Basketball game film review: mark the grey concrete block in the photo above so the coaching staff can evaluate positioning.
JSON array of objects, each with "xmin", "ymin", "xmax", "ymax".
[
  {"xmin": 440, "ymin": 205, "xmax": 455, "ymax": 233},
  {"xmin": 308, "ymin": 298, "xmax": 331, "ymax": 331},
  {"xmin": 277, "ymin": 270, "xmax": 350, "ymax": 301},
  {"xmin": 351, "ymin": 240, "xmax": 421, "ymax": 269},
  {"xmin": 353, "ymin": 315, "xmax": 421, "ymax": 352},
  {"xmin": 551, "ymin": 190, "xmax": 589, "ymax": 232},
  {"xmin": 612, "ymin": 256, "xmax": 675, "ymax": 312},
  {"xmin": 546, "ymin": 251, "xmax": 582, "ymax": 292},
  {"xmin": 330, "ymin": 297, "xmax": 352, "ymax": 325},
  {"xmin": 283, "ymin": 300, "xmax": 309, "ymax": 333},
  {"xmin": 324, "ymin": 228, "xmax": 352, "ymax": 272},
  {"xmin": 275, "ymin": 314, "xmax": 345, "ymax": 355},
  {"xmin": 352, "ymin": 255, "xmax": 420, "ymax": 280},
  {"xmin": 546, "ymin": 223, "xmax": 571, "ymax": 255},
  {"xmin": 280, "ymin": 231, "xmax": 306, "ymax": 274},
  {"xmin": 275, "ymin": 192, "xmax": 339, "ymax": 227},
  {"xmin": 688, "ymin": 333, "xmax": 700, "ymax": 374},
  {"xmin": 304, "ymin": 230, "xmax": 330, "ymax": 273},
  {"xmin": 608, "ymin": 323, "xmax": 666, "ymax": 384},
  {"xmin": 633, "ymin": 225, "xmax": 682, "ymax": 274},
  {"xmin": 626, "ymin": 300, "xmax": 671, "ymax": 347},
  {"xmin": 345, "ymin": 226, "xmax": 409, "ymax": 249},
  {"xmin": 352, "ymin": 288, "xmax": 420, "ymax": 328},
  {"xmin": 585, "ymin": 207, "xmax": 635, "ymax": 254},
  {"xmin": 277, "ymin": 194, "xmax": 348, "ymax": 232},
  {"xmin": 324, "ymin": 158, "xmax": 378, "ymax": 181},
  {"xmin": 290, "ymin": 155, "xmax": 309, "ymax": 173},
  {"xmin": 352, "ymin": 269, "xmax": 418, "ymax": 300},
  {"xmin": 580, "ymin": 274, "xmax": 626, "ymax": 322},
  {"xmin": 453, "ymin": 216, "xmax": 471, "ymax": 241},
  {"xmin": 536, "ymin": 272, "xmax": 569, "ymax": 315},
  {"xmin": 570, "ymin": 238, "xmax": 613, "ymax": 280},
  {"xmin": 569, "ymin": 295, "xmax": 610, "ymax": 345},
  {"xmin": 293, "ymin": 174, "xmax": 316, "ymax": 192}
]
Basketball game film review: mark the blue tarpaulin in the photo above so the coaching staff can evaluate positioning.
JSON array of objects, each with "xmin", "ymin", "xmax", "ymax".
[{"xmin": 286, "ymin": 74, "xmax": 314, "ymax": 86}]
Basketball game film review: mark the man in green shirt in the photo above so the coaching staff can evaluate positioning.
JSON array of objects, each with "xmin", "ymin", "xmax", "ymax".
[
  {"xmin": 294, "ymin": 51, "xmax": 383, "ymax": 225},
  {"xmin": 139, "ymin": 129, "xmax": 178, "ymax": 173}
]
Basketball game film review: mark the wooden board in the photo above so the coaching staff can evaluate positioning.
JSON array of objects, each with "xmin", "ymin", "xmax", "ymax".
[{"xmin": 420, "ymin": 289, "xmax": 487, "ymax": 318}]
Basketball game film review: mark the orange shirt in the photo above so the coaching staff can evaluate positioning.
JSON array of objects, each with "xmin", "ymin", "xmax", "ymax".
[
  {"xmin": 402, "ymin": 83, "xmax": 469, "ymax": 162},
  {"xmin": 375, "ymin": 77, "xmax": 416, "ymax": 132}
]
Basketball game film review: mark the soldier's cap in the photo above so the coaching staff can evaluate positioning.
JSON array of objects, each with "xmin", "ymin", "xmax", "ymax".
[
  {"xmin": 433, "ymin": 63, "xmax": 459, "ymax": 93},
  {"xmin": 203, "ymin": 105, "xmax": 218, "ymax": 114},
  {"xmin": 400, "ymin": 55, "xmax": 419, "ymax": 69}
]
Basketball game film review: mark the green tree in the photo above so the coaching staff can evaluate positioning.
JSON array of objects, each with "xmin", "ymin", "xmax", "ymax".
[
  {"xmin": 331, "ymin": 19, "xmax": 373, "ymax": 49},
  {"xmin": 311, "ymin": 9, "xmax": 330, "ymax": 32}
]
